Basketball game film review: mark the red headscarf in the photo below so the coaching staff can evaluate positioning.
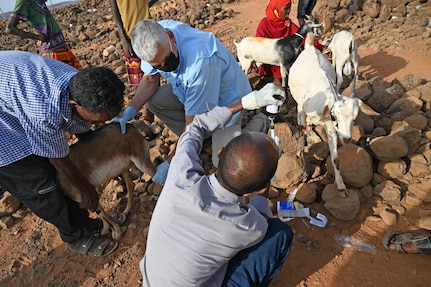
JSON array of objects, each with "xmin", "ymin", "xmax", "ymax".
[{"xmin": 265, "ymin": 0, "xmax": 292, "ymax": 23}]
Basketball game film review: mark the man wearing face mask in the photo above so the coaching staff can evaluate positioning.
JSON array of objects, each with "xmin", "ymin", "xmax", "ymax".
[{"xmin": 113, "ymin": 19, "xmax": 285, "ymax": 185}]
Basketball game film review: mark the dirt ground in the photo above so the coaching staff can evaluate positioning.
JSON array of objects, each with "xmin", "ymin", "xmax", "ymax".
[{"xmin": 1, "ymin": 0, "xmax": 431, "ymax": 286}]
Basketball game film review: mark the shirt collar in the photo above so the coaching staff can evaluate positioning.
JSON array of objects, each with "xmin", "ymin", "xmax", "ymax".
[{"xmin": 208, "ymin": 174, "xmax": 245, "ymax": 205}]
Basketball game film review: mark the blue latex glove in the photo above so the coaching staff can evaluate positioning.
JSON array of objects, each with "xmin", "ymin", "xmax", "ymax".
[
  {"xmin": 152, "ymin": 160, "xmax": 170, "ymax": 185},
  {"xmin": 111, "ymin": 106, "xmax": 137, "ymax": 134}
]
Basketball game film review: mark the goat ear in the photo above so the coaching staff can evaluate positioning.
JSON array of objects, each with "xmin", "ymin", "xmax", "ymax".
[
  {"xmin": 320, "ymin": 105, "xmax": 331, "ymax": 121},
  {"xmin": 358, "ymin": 99, "xmax": 380, "ymax": 116}
]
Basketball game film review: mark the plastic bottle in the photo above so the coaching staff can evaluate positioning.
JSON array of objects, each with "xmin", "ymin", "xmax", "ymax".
[
  {"xmin": 266, "ymin": 105, "xmax": 280, "ymax": 145},
  {"xmin": 334, "ymin": 234, "xmax": 378, "ymax": 254}
]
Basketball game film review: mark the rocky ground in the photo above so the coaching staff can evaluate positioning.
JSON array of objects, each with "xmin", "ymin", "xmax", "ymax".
[{"xmin": 1, "ymin": 0, "xmax": 431, "ymax": 286}]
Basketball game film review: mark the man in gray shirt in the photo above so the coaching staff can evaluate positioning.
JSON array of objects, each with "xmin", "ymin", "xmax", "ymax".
[{"xmin": 140, "ymin": 92, "xmax": 293, "ymax": 286}]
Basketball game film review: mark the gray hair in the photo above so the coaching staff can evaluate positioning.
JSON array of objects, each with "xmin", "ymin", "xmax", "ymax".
[{"xmin": 131, "ymin": 19, "xmax": 169, "ymax": 62}]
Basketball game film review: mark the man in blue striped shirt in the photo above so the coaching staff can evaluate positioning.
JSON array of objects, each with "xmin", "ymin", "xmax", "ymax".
[{"xmin": 0, "ymin": 51, "xmax": 125, "ymax": 256}]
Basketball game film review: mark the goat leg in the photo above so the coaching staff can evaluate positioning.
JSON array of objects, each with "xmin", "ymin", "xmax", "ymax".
[
  {"xmin": 123, "ymin": 171, "xmax": 134, "ymax": 215},
  {"xmin": 97, "ymin": 203, "xmax": 127, "ymax": 241}
]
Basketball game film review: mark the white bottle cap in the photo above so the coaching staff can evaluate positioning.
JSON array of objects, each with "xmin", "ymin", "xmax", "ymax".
[{"xmin": 266, "ymin": 105, "xmax": 280, "ymax": 114}]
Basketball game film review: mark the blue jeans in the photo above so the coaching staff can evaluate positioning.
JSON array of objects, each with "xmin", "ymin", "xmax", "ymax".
[
  {"xmin": 222, "ymin": 218, "xmax": 293, "ymax": 287},
  {"xmin": 0, "ymin": 155, "xmax": 88, "ymax": 242}
]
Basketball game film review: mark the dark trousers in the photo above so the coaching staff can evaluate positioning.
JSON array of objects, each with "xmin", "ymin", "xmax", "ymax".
[
  {"xmin": 222, "ymin": 218, "xmax": 293, "ymax": 287},
  {"xmin": 0, "ymin": 155, "xmax": 88, "ymax": 242}
]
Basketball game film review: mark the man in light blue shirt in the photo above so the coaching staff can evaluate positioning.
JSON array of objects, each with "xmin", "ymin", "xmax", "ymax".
[
  {"xmin": 140, "ymin": 100, "xmax": 293, "ymax": 286},
  {"xmin": 113, "ymin": 19, "xmax": 274, "ymax": 183}
]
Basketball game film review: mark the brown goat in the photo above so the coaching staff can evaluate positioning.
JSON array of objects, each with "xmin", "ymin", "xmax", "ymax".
[{"xmin": 57, "ymin": 123, "xmax": 156, "ymax": 241}]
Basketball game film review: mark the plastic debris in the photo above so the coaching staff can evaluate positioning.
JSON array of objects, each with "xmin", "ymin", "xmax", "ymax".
[{"xmin": 334, "ymin": 234, "xmax": 378, "ymax": 254}]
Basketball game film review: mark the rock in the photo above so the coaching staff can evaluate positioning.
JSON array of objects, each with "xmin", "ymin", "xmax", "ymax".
[
  {"xmin": 387, "ymin": 96, "xmax": 423, "ymax": 114},
  {"xmin": 418, "ymin": 210, "xmax": 431, "ymax": 230},
  {"xmin": 0, "ymin": 216, "xmax": 14, "ymax": 229},
  {"xmin": 322, "ymin": 184, "xmax": 361, "ymax": 221},
  {"xmin": 355, "ymin": 112, "xmax": 375, "ymax": 134},
  {"xmin": 393, "ymin": 74, "xmax": 427, "ymax": 91},
  {"xmin": 380, "ymin": 208, "xmax": 398, "ymax": 225},
  {"xmin": 369, "ymin": 135, "xmax": 408, "ymax": 161},
  {"xmin": 329, "ymin": 144, "xmax": 373, "ymax": 188},
  {"xmin": 0, "ymin": 192, "xmax": 21, "ymax": 217},
  {"xmin": 373, "ymin": 180, "xmax": 402, "ymax": 202},
  {"xmin": 405, "ymin": 191, "xmax": 424, "ymax": 206},
  {"xmin": 414, "ymin": 83, "xmax": 431, "ymax": 110},
  {"xmin": 408, "ymin": 179, "xmax": 431, "ymax": 202},
  {"xmin": 272, "ymin": 152, "xmax": 306, "ymax": 189},
  {"xmin": 403, "ymin": 113, "xmax": 428, "ymax": 131},
  {"xmin": 296, "ymin": 183, "xmax": 317, "ymax": 203},
  {"xmin": 390, "ymin": 126, "xmax": 422, "ymax": 154},
  {"xmin": 362, "ymin": 0, "xmax": 380, "ymax": 18},
  {"xmin": 103, "ymin": 45, "xmax": 116, "ymax": 57},
  {"xmin": 377, "ymin": 159, "xmax": 407, "ymax": 179},
  {"xmin": 409, "ymin": 159, "xmax": 431, "ymax": 177}
]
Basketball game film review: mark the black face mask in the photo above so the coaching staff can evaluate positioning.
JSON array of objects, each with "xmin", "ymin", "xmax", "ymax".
[
  {"xmin": 153, "ymin": 34, "xmax": 180, "ymax": 72},
  {"xmin": 154, "ymin": 51, "xmax": 179, "ymax": 72}
]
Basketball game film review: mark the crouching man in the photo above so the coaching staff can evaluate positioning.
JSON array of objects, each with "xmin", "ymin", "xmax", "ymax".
[{"xmin": 140, "ymin": 88, "xmax": 293, "ymax": 286}]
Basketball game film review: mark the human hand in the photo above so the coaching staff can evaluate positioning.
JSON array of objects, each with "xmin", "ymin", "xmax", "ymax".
[
  {"xmin": 241, "ymin": 83, "xmax": 285, "ymax": 110},
  {"xmin": 79, "ymin": 189, "xmax": 99, "ymax": 211},
  {"xmin": 122, "ymin": 39, "xmax": 135, "ymax": 58},
  {"xmin": 36, "ymin": 33, "xmax": 47, "ymax": 43},
  {"xmin": 152, "ymin": 160, "xmax": 170, "ymax": 185},
  {"xmin": 110, "ymin": 106, "xmax": 137, "ymax": 134}
]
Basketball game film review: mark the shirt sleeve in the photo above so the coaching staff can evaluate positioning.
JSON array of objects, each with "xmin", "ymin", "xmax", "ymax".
[
  {"xmin": 12, "ymin": 0, "xmax": 29, "ymax": 19},
  {"xmin": 166, "ymin": 123, "xmax": 206, "ymax": 188},
  {"xmin": 140, "ymin": 60, "xmax": 158, "ymax": 75}
]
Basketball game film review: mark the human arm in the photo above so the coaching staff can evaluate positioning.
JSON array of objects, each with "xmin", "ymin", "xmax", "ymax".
[
  {"xmin": 5, "ymin": 15, "xmax": 47, "ymax": 42},
  {"xmin": 297, "ymin": 0, "xmax": 310, "ymax": 24},
  {"xmin": 112, "ymin": 72, "xmax": 160, "ymax": 133},
  {"xmin": 109, "ymin": 0, "xmax": 134, "ymax": 58},
  {"xmin": 155, "ymin": 85, "xmax": 284, "ymax": 185},
  {"xmin": 49, "ymin": 156, "xmax": 99, "ymax": 211}
]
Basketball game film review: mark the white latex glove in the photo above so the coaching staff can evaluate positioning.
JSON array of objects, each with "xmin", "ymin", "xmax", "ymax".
[
  {"xmin": 110, "ymin": 106, "xmax": 137, "ymax": 134},
  {"xmin": 241, "ymin": 83, "xmax": 285, "ymax": 110}
]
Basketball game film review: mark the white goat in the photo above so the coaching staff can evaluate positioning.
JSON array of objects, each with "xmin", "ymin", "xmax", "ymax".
[
  {"xmin": 328, "ymin": 30, "xmax": 359, "ymax": 97},
  {"xmin": 288, "ymin": 34, "xmax": 379, "ymax": 196},
  {"xmin": 233, "ymin": 17, "xmax": 323, "ymax": 88}
]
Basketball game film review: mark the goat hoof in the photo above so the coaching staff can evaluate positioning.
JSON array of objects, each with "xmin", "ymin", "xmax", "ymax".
[
  {"xmin": 111, "ymin": 212, "xmax": 127, "ymax": 226},
  {"xmin": 338, "ymin": 190, "xmax": 348, "ymax": 198}
]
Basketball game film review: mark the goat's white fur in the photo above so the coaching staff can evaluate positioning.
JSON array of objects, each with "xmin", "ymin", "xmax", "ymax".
[
  {"xmin": 57, "ymin": 123, "xmax": 156, "ymax": 240},
  {"xmin": 234, "ymin": 37, "xmax": 286, "ymax": 80},
  {"xmin": 233, "ymin": 18, "xmax": 323, "ymax": 88},
  {"xmin": 328, "ymin": 30, "xmax": 359, "ymax": 97},
  {"xmin": 288, "ymin": 34, "xmax": 379, "ymax": 192}
]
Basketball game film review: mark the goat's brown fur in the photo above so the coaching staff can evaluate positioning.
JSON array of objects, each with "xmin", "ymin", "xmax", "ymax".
[{"xmin": 57, "ymin": 123, "xmax": 155, "ymax": 241}]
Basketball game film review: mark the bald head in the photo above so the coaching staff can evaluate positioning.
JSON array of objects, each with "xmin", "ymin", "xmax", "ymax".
[{"xmin": 217, "ymin": 132, "xmax": 279, "ymax": 195}]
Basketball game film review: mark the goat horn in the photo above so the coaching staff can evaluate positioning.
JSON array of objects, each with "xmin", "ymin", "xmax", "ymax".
[{"xmin": 310, "ymin": 22, "xmax": 324, "ymax": 28}]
